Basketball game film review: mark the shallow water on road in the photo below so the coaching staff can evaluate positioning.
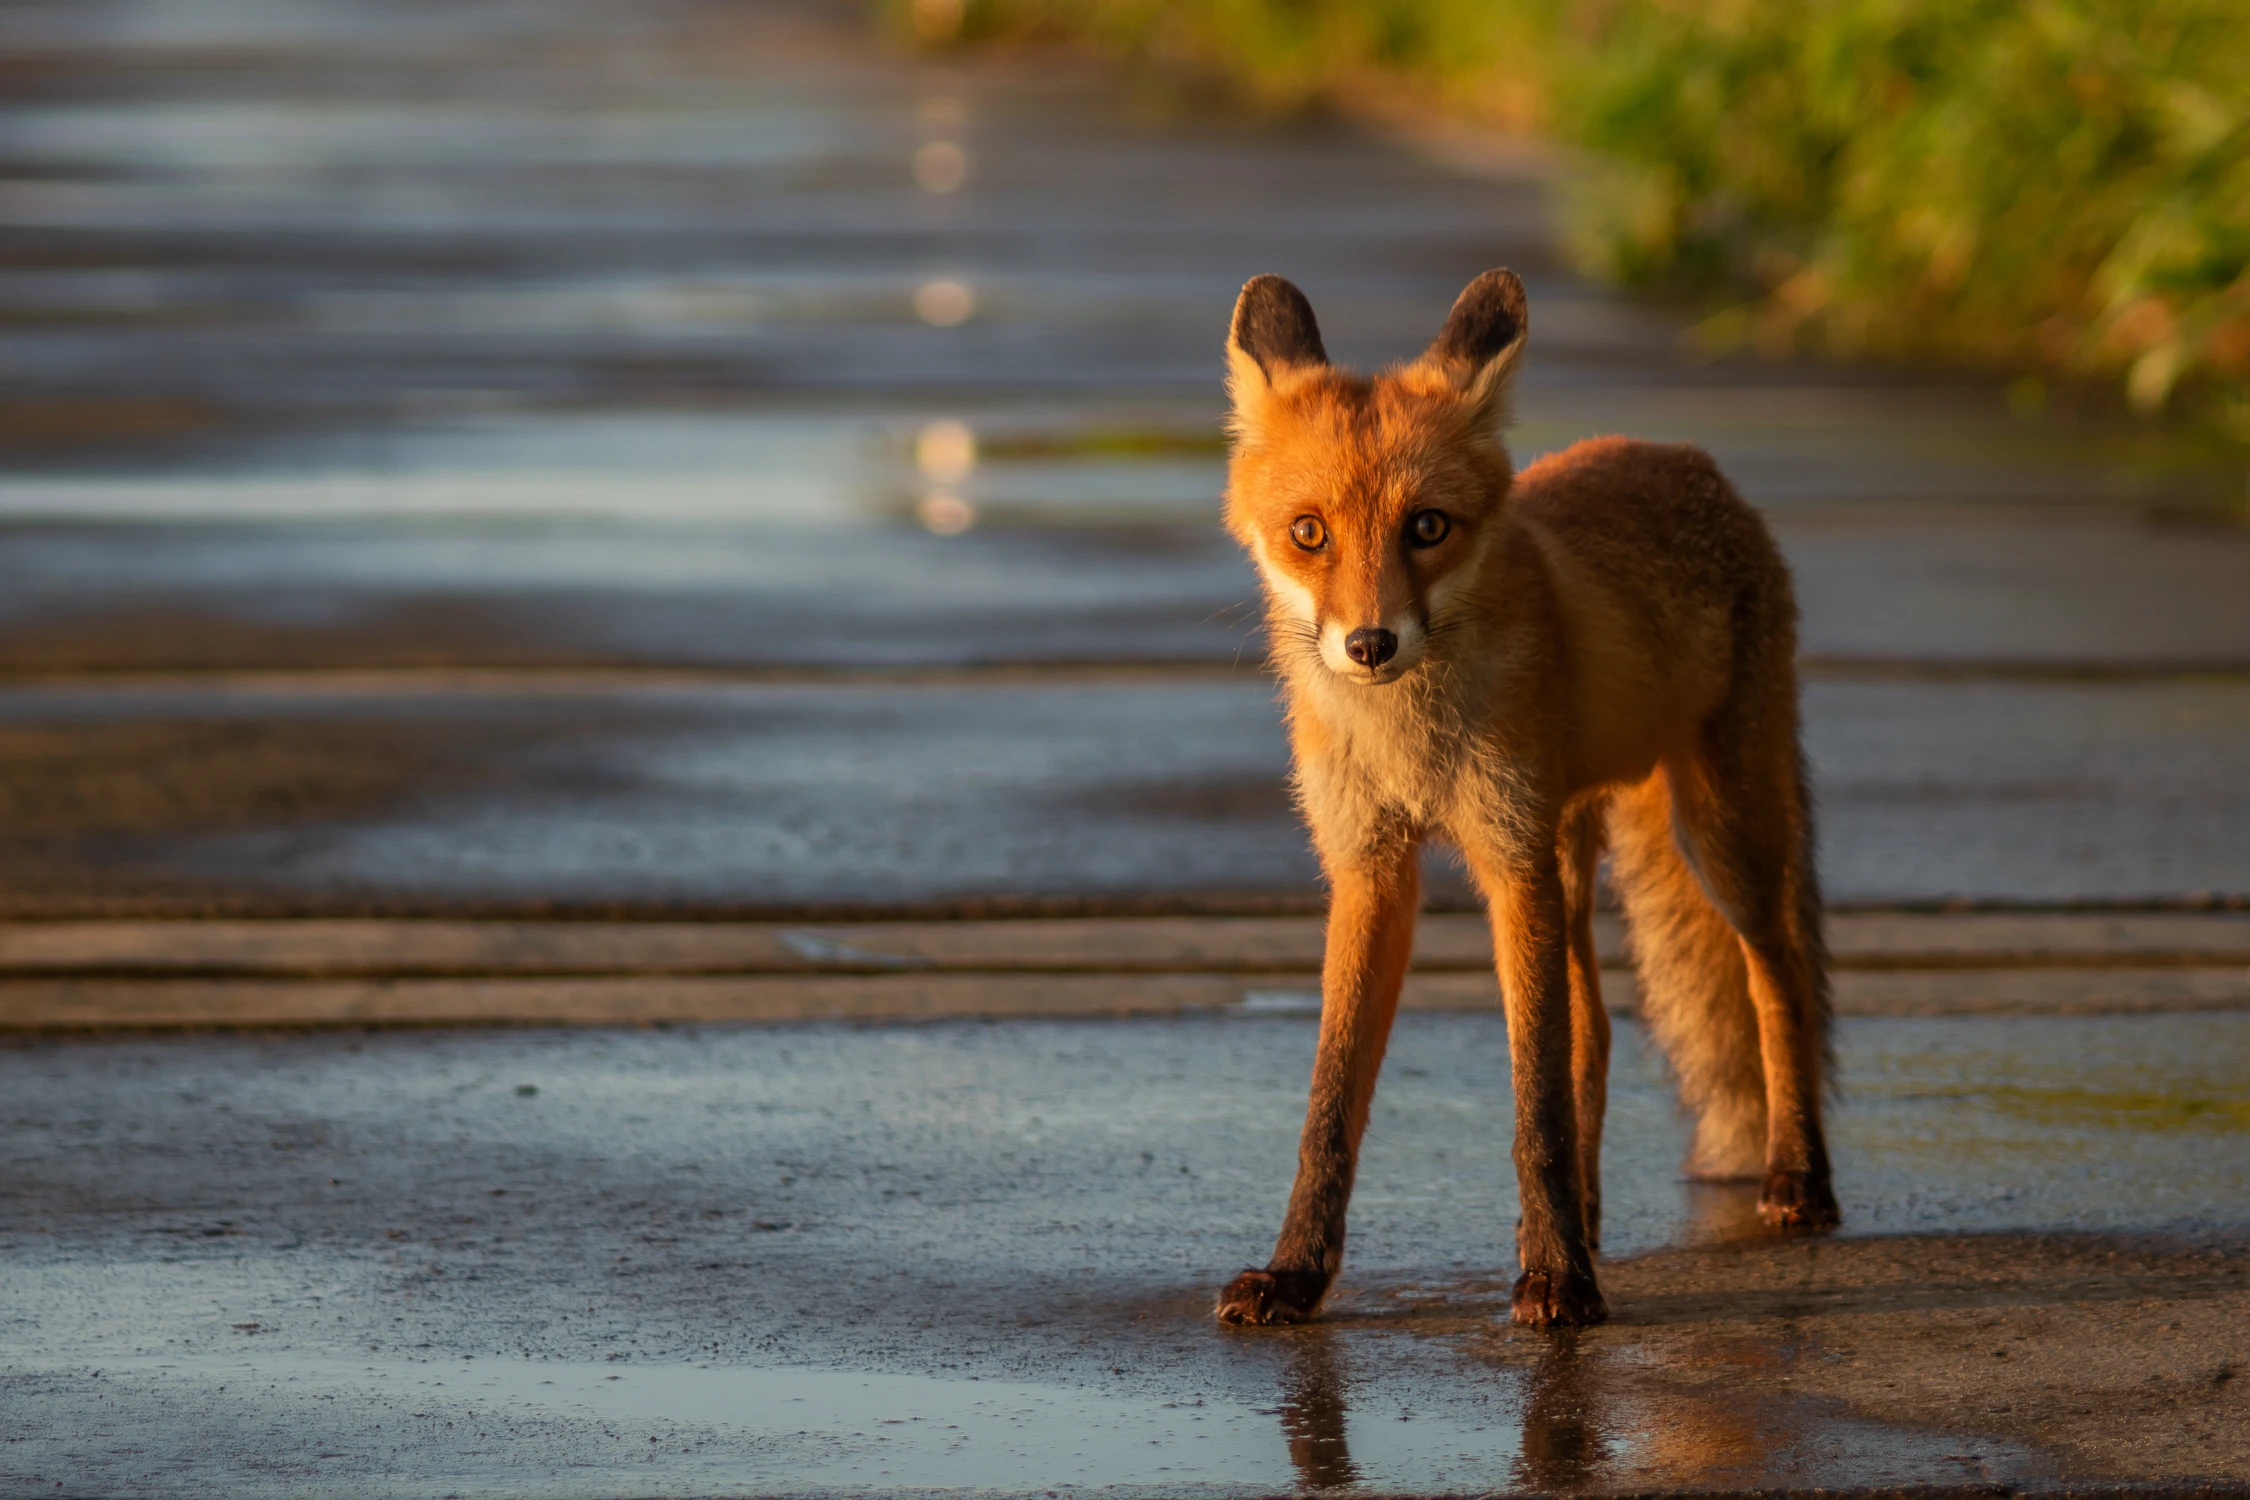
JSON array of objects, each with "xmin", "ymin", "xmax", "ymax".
[
  {"xmin": 8, "ymin": 1349, "xmax": 1534, "ymax": 1493},
  {"xmin": 4, "ymin": 0, "xmax": 2247, "ymax": 1488},
  {"xmin": 2, "ymin": 1011, "xmax": 2240, "ymax": 1493},
  {"xmin": 8, "ymin": 1339, "xmax": 2048, "ymax": 1497}
]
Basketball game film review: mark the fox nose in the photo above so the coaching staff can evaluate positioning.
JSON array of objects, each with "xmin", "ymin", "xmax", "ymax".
[{"xmin": 1344, "ymin": 627, "xmax": 1398, "ymax": 668}]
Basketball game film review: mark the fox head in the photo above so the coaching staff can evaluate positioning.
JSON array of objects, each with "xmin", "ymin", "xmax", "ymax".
[{"xmin": 1223, "ymin": 270, "xmax": 1527, "ymax": 685}]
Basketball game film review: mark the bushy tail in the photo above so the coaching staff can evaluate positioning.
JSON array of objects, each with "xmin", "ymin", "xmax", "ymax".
[{"xmin": 1605, "ymin": 772, "xmax": 1768, "ymax": 1179}]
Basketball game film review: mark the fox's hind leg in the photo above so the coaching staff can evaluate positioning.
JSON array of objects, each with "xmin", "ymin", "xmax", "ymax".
[
  {"xmin": 1606, "ymin": 772, "xmax": 1769, "ymax": 1181},
  {"xmin": 1461, "ymin": 838, "xmax": 1606, "ymax": 1328},
  {"xmin": 1666, "ymin": 698, "xmax": 1839, "ymax": 1231},
  {"xmin": 1558, "ymin": 795, "xmax": 1610, "ymax": 1250}
]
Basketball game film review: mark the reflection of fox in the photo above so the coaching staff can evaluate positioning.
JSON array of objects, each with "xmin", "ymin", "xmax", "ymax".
[{"xmin": 1213, "ymin": 270, "xmax": 1838, "ymax": 1330}]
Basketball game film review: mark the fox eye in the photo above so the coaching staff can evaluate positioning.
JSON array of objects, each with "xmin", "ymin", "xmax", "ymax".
[
  {"xmin": 1289, "ymin": 515, "xmax": 1326, "ymax": 551},
  {"xmin": 1408, "ymin": 509, "xmax": 1450, "ymax": 547}
]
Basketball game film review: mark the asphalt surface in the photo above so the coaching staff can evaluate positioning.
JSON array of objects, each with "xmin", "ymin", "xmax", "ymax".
[
  {"xmin": 4, "ymin": 0, "xmax": 2249, "ymax": 1494},
  {"xmin": 2, "ymin": 0, "xmax": 2246, "ymax": 917},
  {"xmin": 0, "ymin": 675, "xmax": 2247, "ymax": 915},
  {"xmin": 5, "ymin": 1013, "xmax": 2247, "ymax": 1496}
]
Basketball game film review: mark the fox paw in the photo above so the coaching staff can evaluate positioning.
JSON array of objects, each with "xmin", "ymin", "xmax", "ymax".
[
  {"xmin": 1511, "ymin": 1266, "xmax": 1608, "ymax": 1328},
  {"xmin": 1758, "ymin": 1169, "xmax": 1841, "ymax": 1231},
  {"xmin": 1214, "ymin": 1267, "xmax": 1326, "ymax": 1326}
]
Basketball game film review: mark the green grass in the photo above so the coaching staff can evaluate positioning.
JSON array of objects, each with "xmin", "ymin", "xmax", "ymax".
[
  {"xmin": 1945, "ymin": 1084, "xmax": 2250, "ymax": 1132},
  {"xmin": 905, "ymin": 0, "xmax": 2250, "ymax": 439}
]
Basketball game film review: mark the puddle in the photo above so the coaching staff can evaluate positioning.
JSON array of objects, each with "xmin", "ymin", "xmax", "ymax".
[
  {"xmin": 0, "ymin": 413, "xmax": 882, "ymax": 523},
  {"xmin": 9, "ymin": 1014, "xmax": 2223, "ymax": 1494},
  {"xmin": 0, "ymin": 406, "xmax": 1231, "ymax": 530},
  {"xmin": 20, "ymin": 1348, "xmax": 1544, "ymax": 1493},
  {"xmin": 17, "ymin": 1337, "xmax": 2049, "ymax": 1496}
]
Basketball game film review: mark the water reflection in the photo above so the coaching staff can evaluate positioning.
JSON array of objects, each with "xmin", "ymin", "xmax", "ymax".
[
  {"xmin": 1514, "ymin": 1331, "xmax": 1614, "ymax": 1491},
  {"xmin": 1265, "ymin": 1317, "xmax": 1628, "ymax": 1492},
  {"xmin": 1274, "ymin": 1331, "xmax": 1359, "ymax": 1490},
  {"xmin": 913, "ymin": 417, "xmax": 979, "ymax": 532},
  {"xmin": 1682, "ymin": 1179, "xmax": 1770, "ymax": 1245},
  {"xmin": 1244, "ymin": 1258, "xmax": 2051, "ymax": 1493}
]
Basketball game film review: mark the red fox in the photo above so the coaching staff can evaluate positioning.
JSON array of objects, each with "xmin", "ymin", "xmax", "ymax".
[{"xmin": 1212, "ymin": 270, "xmax": 1838, "ymax": 1330}]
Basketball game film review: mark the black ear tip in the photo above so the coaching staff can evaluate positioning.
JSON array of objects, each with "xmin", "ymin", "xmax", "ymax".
[
  {"xmin": 1467, "ymin": 267, "xmax": 1527, "ymax": 314},
  {"xmin": 1234, "ymin": 273, "xmax": 1305, "ymax": 315},
  {"xmin": 1434, "ymin": 268, "xmax": 1527, "ymax": 366},
  {"xmin": 1467, "ymin": 269, "xmax": 1521, "ymax": 323},
  {"xmin": 1231, "ymin": 274, "xmax": 1328, "ymax": 375}
]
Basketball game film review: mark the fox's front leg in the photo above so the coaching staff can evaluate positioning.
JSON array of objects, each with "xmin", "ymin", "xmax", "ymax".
[
  {"xmin": 1481, "ymin": 852, "xmax": 1607, "ymax": 1328},
  {"xmin": 1216, "ymin": 840, "xmax": 1419, "ymax": 1326}
]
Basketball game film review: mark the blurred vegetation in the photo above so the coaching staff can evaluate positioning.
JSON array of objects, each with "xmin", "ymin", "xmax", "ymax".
[{"xmin": 900, "ymin": 0, "xmax": 2250, "ymax": 439}]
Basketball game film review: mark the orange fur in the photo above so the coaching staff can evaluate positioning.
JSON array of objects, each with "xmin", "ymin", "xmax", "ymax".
[{"xmin": 1212, "ymin": 271, "xmax": 1837, "ymax": 1332}]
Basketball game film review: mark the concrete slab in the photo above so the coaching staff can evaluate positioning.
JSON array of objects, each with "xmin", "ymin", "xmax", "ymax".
[
  {"xmin": 6, "ymin": 911, "xmax": 2250, "ymax": 1029},
  {"xmin": 0, "ymin": 676, "xmax": 2243, "ymax": 915},
  {"xmin": 3, "ymin": 0, "xmax": 2242, "ymax": 708},
  {"xmin": 1780, "ymin": 511, "xmax": 2250, "ymax": 671},
  {"xmin": 10, "ymin": 963, "xmax": 2250, "ymax": 1031},
  {"xmin": 3, "ymin": 1013, "xmax": 2245, "ymax": 1493},
  {"xmin": 4, "ymin": 3, "xmax": 2245, "ymax": 1494},
  {"xmin": 7, "ymin": 909, "xmax": 2248, "ymax": 976},
  {"xmin": 3, "ymin": 0, "xmax": 2227, "ymax": 511},
  {"xmin": 2, "ymin": 0, "xmax": 2244, "ymax": 939},
  {"xmin": 0, "ymin": 505, "xmax": 2245, "ymax": 675},
  {"xmin": 0, "ymin": 516, "xmax": 1266, "ymax": 672}
]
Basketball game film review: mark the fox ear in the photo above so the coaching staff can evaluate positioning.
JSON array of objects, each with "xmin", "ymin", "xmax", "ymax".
[
  {"xmin": 1415, "ymin": 268, "xmax": 1527, "ymax": 423},
  {"xmin": 1226, "ymin": 275, "xmax": 1328, "ymax": 444}
]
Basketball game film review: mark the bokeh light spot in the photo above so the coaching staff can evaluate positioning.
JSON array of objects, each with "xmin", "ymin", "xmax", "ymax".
[
  {"xmin": 917, "ymin": 490, "xmax": 976, "ymax": 535},
  {"xmin": 913, "ymin": 141, "xmax": 968, "ymax": 194},
  {"xmin": 913, "ymin": 279, "xmax": 975, "ymax": 327},
  {"xmin": 915, "ymin": 419, "xmax": 977, "ymax": 484}
]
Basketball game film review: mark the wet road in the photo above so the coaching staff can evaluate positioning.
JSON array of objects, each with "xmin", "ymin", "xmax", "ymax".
[
  {"xmin": 5, "ymin": 1013, "xmax": 2248, "ymax": 1495},
  {"xmin": 0, "ymin": 675, "xmax": 2246, "ymax": 915},
  {"xmin": 2, "ymin": 0, "xmax": 2246, "ymax": 914},
  {"xmin": 5, "ymin": 1, "xmax": 2250, "ymax": 1493}
]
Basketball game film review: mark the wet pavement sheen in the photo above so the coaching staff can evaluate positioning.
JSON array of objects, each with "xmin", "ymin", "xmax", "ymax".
[
  {"xmin": 5, "ymin": 1, "xmax": 2250, "ymax": 1492},
  {"xmin": 1, "ymin": 0, "xmax": 2246, "ymax": 915},
  {"xmin": 0, "ymin": 0, "xmax": 2241, "ymax": 922},
  {"xmin": 0, "ymin": 675, "xmax": 2245, "ymax": 914},
  {"xmin": 5, "ymin": 1012, "xmax": 2245, "ymax": 1495}
]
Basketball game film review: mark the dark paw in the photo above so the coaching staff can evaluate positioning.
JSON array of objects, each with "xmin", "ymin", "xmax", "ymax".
[
  {"xmin": 1758, "ymin": 1169, "xmax": 1841, "ymax": 1231},
  {"xmin": 1511, "ymin": 1266, "xmax": 1608, "ymax": 1328},
  {"xmin": 1215, "ymin": 1266, "xmax": 1327, "ymax": 1326}
]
